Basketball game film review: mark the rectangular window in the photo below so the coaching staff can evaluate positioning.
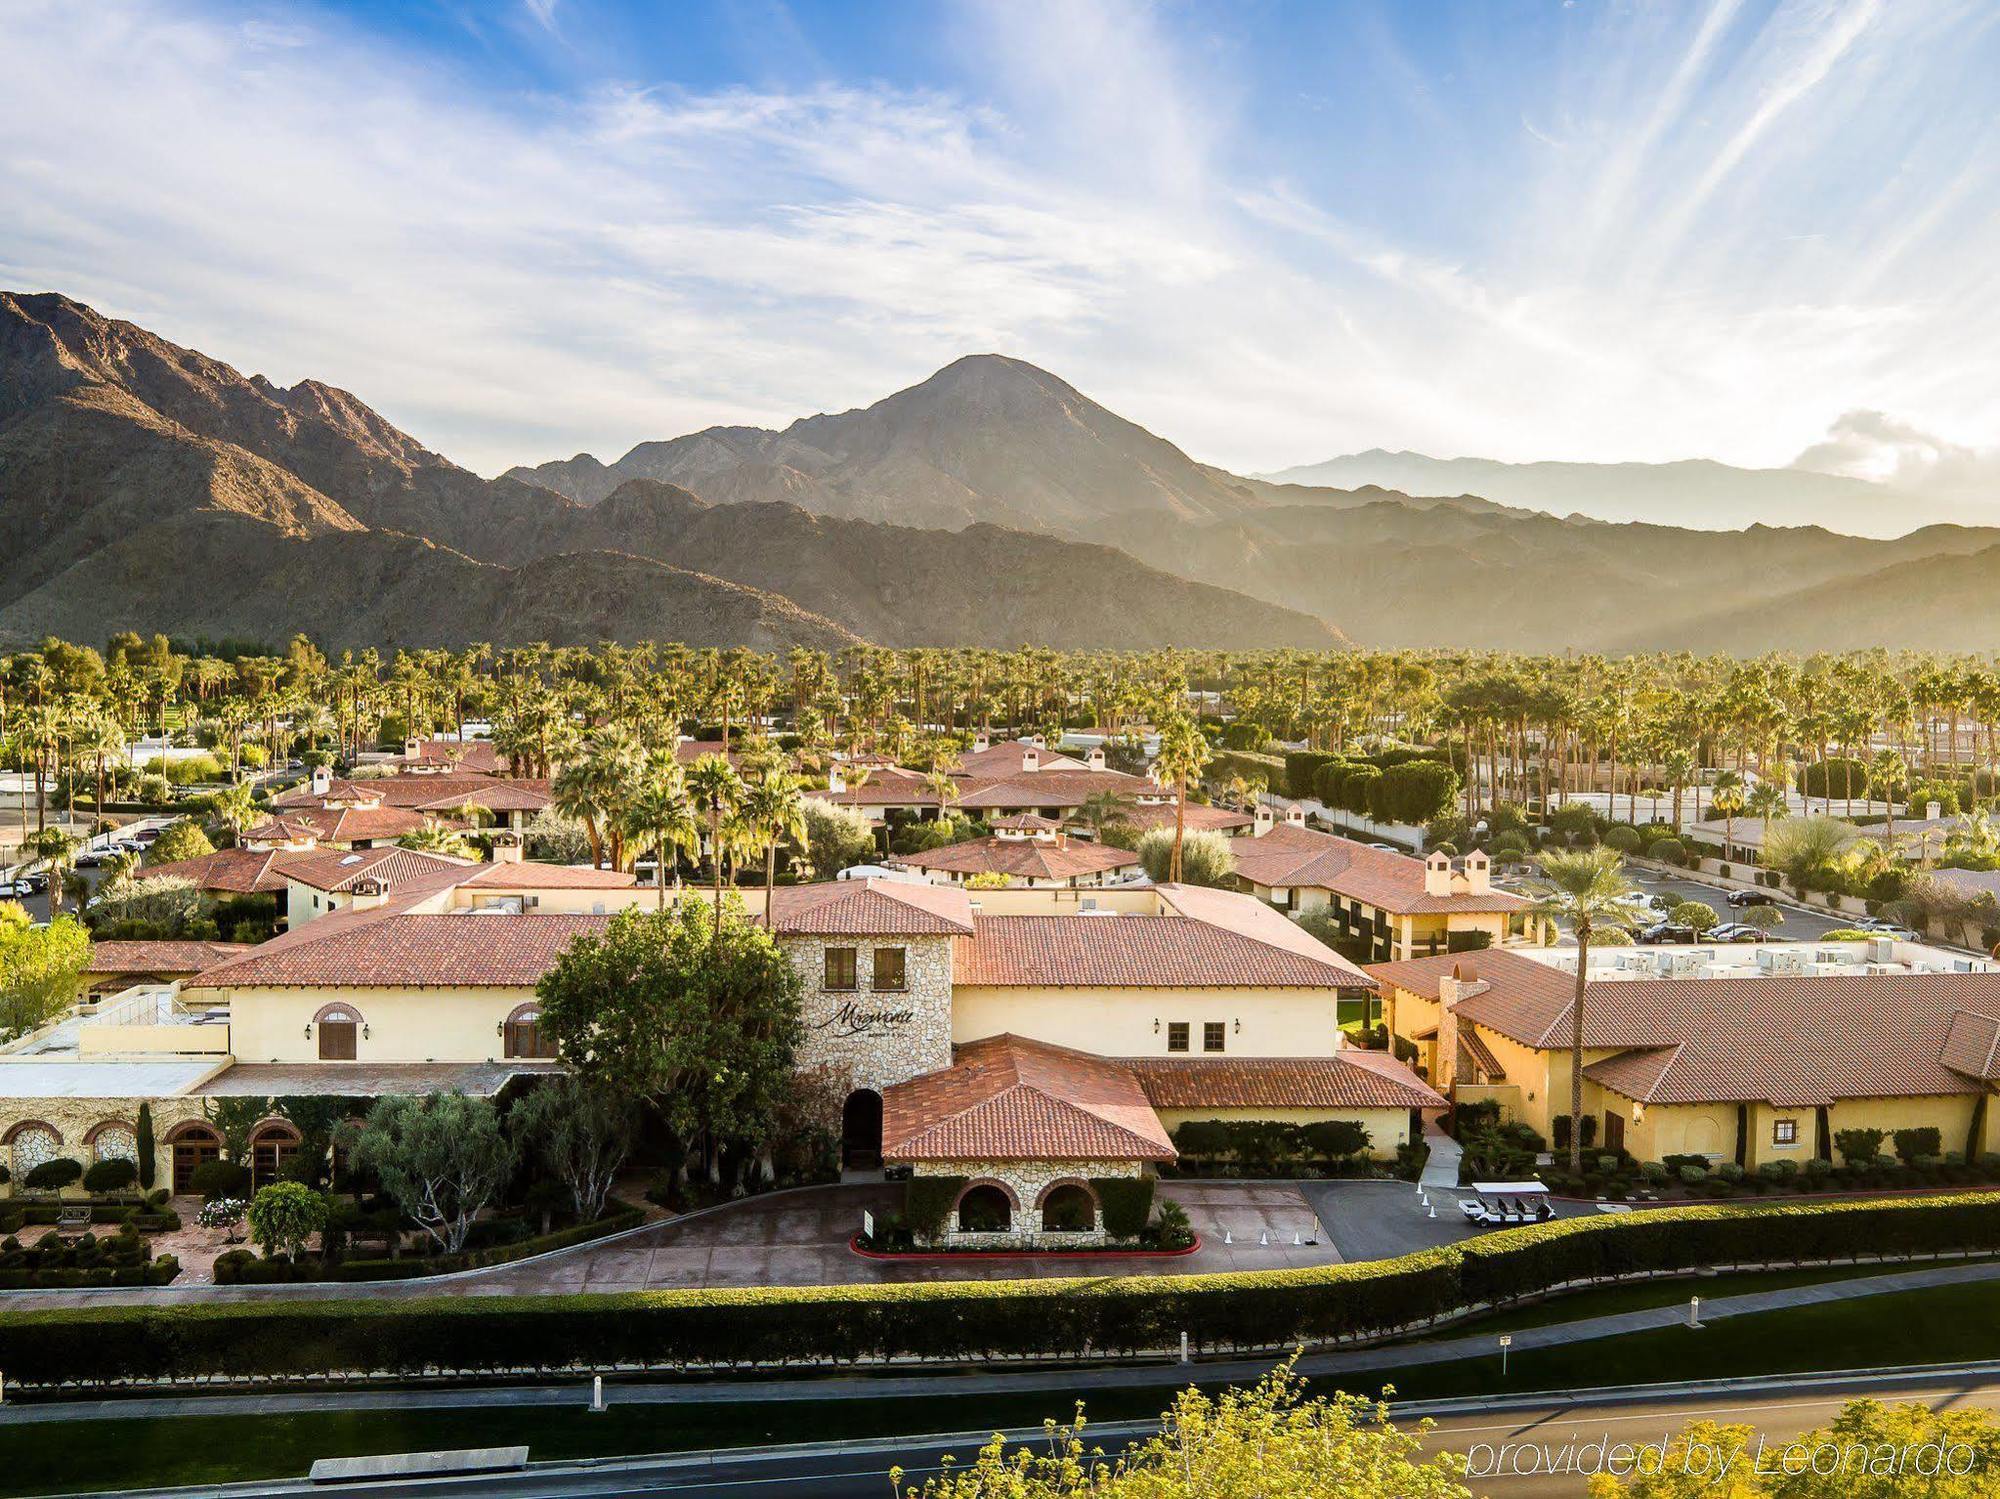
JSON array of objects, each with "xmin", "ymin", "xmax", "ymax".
[
  {"xmin": 872, "ymin": 946, "xmax": 907, "ymax": 991},
  {"xmin": 1773, "ymin": 1119, "xmax": 1798, "ymax": 1145},
  {"xmin": 824, "ymin": 947, "xmax": 857, "ymax": 991},
  {"xmin": 1167, "ymin": 1021, "xmax": 1190, "ymax": 1053},
  {"xmin": 1203, "ymin": 1021, "xmax": 1226, "ymax": 1053}
]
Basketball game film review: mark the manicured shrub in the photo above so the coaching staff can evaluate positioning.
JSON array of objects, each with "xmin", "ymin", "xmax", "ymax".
[
  {"xmin": 81, "ymin": 1159, "xmax": 138, "ymax": 1195},
  {"xmin": 23, "ymin": 1158, "xmax": 82, "ymax": 1192},
  {"xmin": 1649, "ymin": 838, "xmax": 1687, "ymax": 866},
  {"xmin": 1603, "ymin": 825, "xmax": 1641, "ymax": 852},
  {"xmin": 1894, "ymin": 1127, "xmax": 1943, "ymax": 1164},
  {"xmin": 134, "ymin": 1104, "xmax": 155, "ymax": 1191},
  {"xmin": 1835, "ymin": 1128, "xmax": 1886, "ymax": 1167},
  {"xmin": 1092, "ymin": 1178, "xmax": 1156, "ymax": 1241},
  {"xmin": 1284, "ymin": 752, "xmax": 1342, "ymax": 801},
  {"xmin": 902, "ymin": 1176, "xmax": 966, "ymax": 1241}
]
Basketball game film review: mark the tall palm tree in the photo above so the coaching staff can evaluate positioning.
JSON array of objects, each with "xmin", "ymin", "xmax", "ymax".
[
  {"xmin": 210, "ymin": 781, "xmax": 259, "ymax": 846},
  {"xmin": 1708, "ymin": 769, "xmax": 1745, "ymax": 863},
  {"xmin": 621, "ymin": 762, "xmax": 701, "ymax": 909},
  {"xmin": 29, "ymin": 827, "xmax": 79, "ymax": 918},
  {"xmin": 1154, "ymin": 715, "xmax": 1211, "ymax": 884},
  {"xmin": 1523, "ymin": 847, "xmax": 1641, "ymax": 1175},
  {"xmin": 685, "ymin": 753, "xmax": 744, "ymax": 942},
  {"xmin": 1871, "ymin": 748, "xmax": 1907, "ymax": 844},
  {"xmin": 737, "ymin": 768, "xmax": 810, "ymax": 928}
]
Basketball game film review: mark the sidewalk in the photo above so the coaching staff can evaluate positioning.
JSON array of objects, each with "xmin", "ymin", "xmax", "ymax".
[{"xmin": 3, "ymin": 1258, "xmax": 1996, "ymax": 1423}]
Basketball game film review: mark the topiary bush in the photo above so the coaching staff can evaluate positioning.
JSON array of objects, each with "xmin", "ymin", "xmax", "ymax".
[
  {"xmin": 1894, "ymin": 1127, "xmax": 1943, "ymax": 1164},
  {"xmin": 1092, "ymin": 1178, "xmax": 1156, "ymax": 1241},
  {"xmin": 23, "ymin": 1158, "xmax": 83, "ymax": 1192},
  {"xmin": 81, "ymin": 1159, "xmax": 138, "ymax": 1195},
  {"xmin": 1603, "ymin": 824, "xmax": 1641, "ymax": 852}
]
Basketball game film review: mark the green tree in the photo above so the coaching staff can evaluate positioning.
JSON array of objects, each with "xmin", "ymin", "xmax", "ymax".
[
  {"xmin": 146, "ymin": 818, "xmax": 214, "ymax": 865},
  {"xmin": 685, "ymin": 752, "xmax": 745, "ymax": 941},
  {"xmin": 736, "ymin": 767, "xmax": 810, "ymax": 928},
  {"xmin": 1667, "ymin": 900, "xmax": 1718, "ymax": 934},
  {"xmin": 1708, "ymin": 768, "xmax": 1745, "ymax": 861},
  {"xmin": 342, "ymin": 1092, "xmax": 516, "ymax": 1255},
  {"xmin": 1524, "ymin": 847, "xmax": 1640, "ymax": 1175},
  {"xmin": 535, "ymin": 900, "xmax": 804, "ymax": 1187},
  {"xmin": 246, "ymin": 1181, "xmax": 329, "ymax": 1261},
  {"xmin": 895, "ymin": 1358, "xmax": 1469, "ymax": 1499},
  {"xmin": 508, "ymin": 1075, "xmax": 636, "ymax": 1225},
  {"xmin": 621, "ymin": 756, "xmax": 701, "ymax": 908},
  {"xmin": 1137, "ymin": 827, "xmax": 1238, "ymax": 888},
  {"xmin": 29, "ymin": 827, "xmax": 78, "ymax": 918},
  {"xmin": 135, "ymin": 1100, "xmax": 156, "ymax": 1189},
  {"xmin": 800, "ymin": 798, "xmax": 877, "ymax": 879},
  {"xmin": 1763, "ymin": 815, "xmax": 1853, "ymax": 892},
  {"xmin": 0, "ymin": 910, "xmax": 91, "ymax": 1041}
]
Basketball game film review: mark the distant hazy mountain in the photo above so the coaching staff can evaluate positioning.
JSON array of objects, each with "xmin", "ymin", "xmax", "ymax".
[
  {"xmin": 507, "ymin": 354, "xmax": 1264, "ymax": 533},
  {"xmin": 1259, "ymin": 450, "xmax": 1937, "ymax": 537}
]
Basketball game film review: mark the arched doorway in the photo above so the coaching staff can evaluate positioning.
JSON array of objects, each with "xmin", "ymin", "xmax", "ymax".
[
  {"xmin": 956, "ymin": 1182, "xmax": 1013, "ymax": 1233},
  {"xmin": 841, "ymin": 1089, "xmax": 883, "ymax": 1171},
  {"xmin": 251, "ymin": 1120, "xmax": 303, "ymax": 1190},
  {"xmin": 167, "ymin": 1122, "xmax": 222, "ymax": 1195}
]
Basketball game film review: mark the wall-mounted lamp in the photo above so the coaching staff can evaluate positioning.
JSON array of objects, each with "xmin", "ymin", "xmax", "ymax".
[
  {"xmin": 362, "ymin": 1024, "xmax": 371, "ymax": 1040},
  {"xmin": 303, "ymin": 1024, "xmax": 312, "ymax": 1040},
  {"xmin": 1234, "ymin": 1018, "xmax": 1241, "ymax": 1034},
  {"xmin": 1153, "ymin": 1018, "xmax": 1160, "ymax": 1034}
]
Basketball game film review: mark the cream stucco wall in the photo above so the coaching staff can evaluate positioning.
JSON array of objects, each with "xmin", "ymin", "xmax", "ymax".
[
  {"xmin": 212, "ymin": 983, "xmax": 541, "ymax": 1065},
  {"xmin": 950, "ymin": 985, "xmax": 1341, "ymax": 1058}
]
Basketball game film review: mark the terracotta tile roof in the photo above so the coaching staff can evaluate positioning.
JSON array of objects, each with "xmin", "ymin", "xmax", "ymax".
[
  {"xmin": 1373, "ymin": 947, "xmax": 2000, "ymax": 1107},
  {"xmin": 280, "ymin": 775, "xmax": 551, "ymax": 814},
  {"xmin": 459, "ymin": 862, "xmax": 638, "ymax": 890},
  {"xmin": 84, "ymin": 940, "xmax": 244, "ymax": 975},
  {"xmin": 768, "ymin": 879, "xmax": 975, "ymax": 936},
  {"xmin": 1942, "ymin": 1011, "xmax": 2000, "ymax": 1081},
  {"xmin": 397, "ymin": 740, "xmax": 506, "ymax": 775},
  {"xmin": 888, "ymin": 835, "xmax": 1139, "ymax": 883},
  {"xmin": 1155, "ymin": 882, "xmax": 1371, "ymax": 980},
  {"xmin": 1125, "ymin": 1050, "xmax": 1443, "ymax": 1109},
  {"xmin": 1457, "ymin": 1027, "xmax": 1507, "ymax": 1081},
  {"xmin": 991, "ymin": 813, "xmax": 1062, "ymax": 831},
  {"xmin": 1234, "ymin": 827, "xmax": 1526, "ymax": 914},
  {"xmin": 139, "ymin": 847, "xmax": 292, "ymax": 894},
  {"xmin": 952, "ymin": 770, "xmax": 1150, "ymax": 811},
  {"xmin": 954, "ymin": 740, "xmax": 1096, "ymax": 776},
  {"xmin": 883, "ymin": 1035, "xmax": 1174, "ymax": 1162},
  {"xmin": 248, "ymin": 805, "xmax": 438, "ymax": 845},
  {"xmin": 184, "ymin": 913, "xmax": 611, "ymax": 989},
  {"xmin": 1114, "ymin": 800, "xmax": 1255, "ymax": 835},
  {"xmin": 279, "ymin": 846, "xmax": 475, "ymax": 894},
  {"xmin": 957, "ymin": 889, "xmax": 1370, "ymax": 989}
]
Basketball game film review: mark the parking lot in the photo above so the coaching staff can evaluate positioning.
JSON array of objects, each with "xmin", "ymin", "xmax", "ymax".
[
  {"xmin": 1619, "ymin": 867, "xmax": 1856, "ymax": 943},
  {"xmin": 1, "ymin": 815, "xmax": 169, "ymax": 922}
]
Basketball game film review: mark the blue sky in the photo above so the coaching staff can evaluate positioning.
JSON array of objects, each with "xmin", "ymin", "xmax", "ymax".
[{"xmin": 4, "ymin": 0, "xmax": 1998, "ymax": 496}]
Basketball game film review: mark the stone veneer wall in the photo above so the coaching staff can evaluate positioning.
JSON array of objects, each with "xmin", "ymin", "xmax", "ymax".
[
  {"xmin": 914, "ymin": 1157, "xmax": 1146, "ymax": 1248},
  {"xmin": 789, "ymin": 933, "xmax": 954, "ymax": 1094},
  {"xmin": 0, "ymin": 1096, "xmax": 213, "ymax": 1198}
]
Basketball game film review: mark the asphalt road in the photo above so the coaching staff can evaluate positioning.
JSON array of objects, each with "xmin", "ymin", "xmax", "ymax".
[
  {"xmin": 1619, "ymin": 867, "xmax": 1856, "ymax": 942},
  {"xmin": 112, "ymin": 1372, "xmax": 2000, "ymax": 1497}
]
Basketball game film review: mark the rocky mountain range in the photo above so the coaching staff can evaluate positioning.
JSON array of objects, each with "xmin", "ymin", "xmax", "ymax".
[{"xmin": 7, "ymin": 288, "xmax": 2000, "ymax": 655}]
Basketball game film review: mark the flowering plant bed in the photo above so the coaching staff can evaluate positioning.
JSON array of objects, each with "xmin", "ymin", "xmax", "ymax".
[{"xmin": 849, "ymin": 1234, "xmax": 1201, "ymax": 1261}]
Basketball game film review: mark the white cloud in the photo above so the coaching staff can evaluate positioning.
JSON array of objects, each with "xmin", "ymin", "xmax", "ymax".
[
  {"xmin": 1794, "ymin": 410, "xmax": 2000, "ymax": 500},
  {"xmin": 0, "ymin": 0, "xmax": 1994, "ymax": 520}
]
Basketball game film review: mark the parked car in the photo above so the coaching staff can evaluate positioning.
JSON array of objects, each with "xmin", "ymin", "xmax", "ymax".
[
  {"xmin": 1727, "ymin": 889, "xmax": 1779, "ymax": 908},
  {"xmin": 1636, "ymin": 922, "xmax": 1698, "ymax": 945},
  {"xmin": 1709, "ymin": 923, "xmax": 1772, "ymax": 942},
  {"xmin": 1854, "ymin": 919, "xmax": 1920, "ymax": 940},
  {"xmin": 0, "ymin": 879, "xmax": 31, "ymax": 898},
  {"xmin": 130, "ymin": 826, "xmax": 161, "ymax": 845},
  {"xmin": 73, "ymin": 847, "xmax": 108, "ymax": 867},
  {"xmin": 18, "ymin": 872, "xmax": 47, "ymax": 893}
]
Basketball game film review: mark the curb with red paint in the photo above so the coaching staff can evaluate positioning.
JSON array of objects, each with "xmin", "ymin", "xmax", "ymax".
[{"xmin": 848, "ymin": 1234, "xmax": 1204, "ymax": 1262}]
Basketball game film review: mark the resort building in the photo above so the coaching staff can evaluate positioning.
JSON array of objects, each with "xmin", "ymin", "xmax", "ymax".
[
  {"xmin": 1232, "ymin": 817, "xmax": 1533, "ymax": 960},
  {"xmin": 1373, "ymin": 942, "xmax": 2000, "ymax": 1168},
  {"xmin": 885, "ymin": 816, "xmax": 1142, "ymax": 888},
  {"xmin": 0, "ymin": 857, "xmax": 1438, "ymax": 1242}
]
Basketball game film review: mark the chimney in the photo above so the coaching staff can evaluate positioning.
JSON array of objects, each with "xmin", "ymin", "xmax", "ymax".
[
  {"xmin": 1022, "ymin": 747, "xmax": 1040, "ymax": 774},
  {"xmin": 1253, "ymin": 802, "xmax": 1275, "ymax": 838},
  {"xmin": 1927, "ymin": 800, "xmax": 1942, "ymax": 821},
  {"xmin": 404, "ymin": 738, "xmax": 421, "ymax": 759},
  {"xmin": 490, "ymin": 830, "xmax": 524, "ymax": 865},
  {"xmin": 1423, "ymin": 850, "xmax": 1453, "ymax": 898},
  {"xmin": 973, "ymin": 730, "xmax": 990, "ymax": 754},
  {"xmin": 1283, "ymin": 804, "xmax": 1306, "ymax": 829},
  {"xmin": 828, "ymin": 764, "xmax": 846, "ymax": 794},
  {"xmin": 1086, "ymin": 746, "xmax": 1106, "ymax": 771},
  {"xmin": 1434, "ymin": 961, "xmax": 1491, "ymax": 1089},
  {"xmin": 310, "ymin": 765, "xmax": 332, "ymax": 797},
  {"xmin": 348, "ymin": 875, "xmax": 391, "ymax": 910},
  {"xmin": 1462, "ymin": 848, "xmax": 1491, "ymax": 894}
]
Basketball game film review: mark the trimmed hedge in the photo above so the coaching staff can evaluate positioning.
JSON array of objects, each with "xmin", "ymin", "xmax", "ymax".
[
  {"xmin": 1091, "ymin": 1177, "xmax": 1156, "ymax": 1240},
  {"xmin": 4, "ymin": 1195, "xmax": 1998, "ymax": 1385},
  {"xmin": 213, "ymin": 1200, "xmax": 647, "ymax": 1284}
]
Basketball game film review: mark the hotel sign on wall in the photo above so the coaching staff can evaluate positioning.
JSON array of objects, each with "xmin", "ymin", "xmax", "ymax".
[{"xmin": 815, "ymin": 1001, "xmax": 919, "ymax": 1036}]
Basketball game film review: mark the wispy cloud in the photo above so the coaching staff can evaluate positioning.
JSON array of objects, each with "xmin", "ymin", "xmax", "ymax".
[{"xmin": 0, "ymin": 0, "xmax": 1994, "ymax": 509}]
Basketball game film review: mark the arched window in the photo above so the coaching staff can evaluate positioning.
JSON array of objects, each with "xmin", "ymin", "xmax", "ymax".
[
  {"xmin": 313, "ymin": 1002, "xmax": 363, "ymax": 1060},
  {"xmin": 5, "ymin": 1122, "xmax": 61, "ymax": 1182},
  {"xmin": 503, "ymin": 1003, "xmax": 556, "ymax": 1059},
  {"xmin": 955, "ymin": 1182, "xmax": 1014, "ymax": 1234},
  {"xmin": 85, "ymin": 1121, "xmax": 138, "ymax": 1165},
  {"xmin": 1039, "ymin": 1181, "xmax": 1097, "ymax": 1233}
]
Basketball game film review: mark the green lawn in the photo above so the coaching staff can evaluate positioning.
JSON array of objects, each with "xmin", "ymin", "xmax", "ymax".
[{"xmin": 4, "ymin": 1276, "xmax": 1998, "ymax": 1496}]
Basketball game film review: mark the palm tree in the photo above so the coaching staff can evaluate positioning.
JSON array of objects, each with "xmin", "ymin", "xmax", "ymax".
[
  {"xmin": 1155, "ymin": 715, "xmax": 1211, "ymax": 884},
  {"xmin": 621, "ymin": 761, "xmax": 701, "ymax": 909},
  {"xmin": 685, "ymin": 753, "xmax": 744, "ymax": 941},
  {"xmin": 29, "ymin": 827, "xmax": 79, "ymax": 918},
  {"xmin": 1523, "ymin": 847, "xmax": 1641, "ymax": 1175},
  {"xmin": 210, "ymin": 782, "xmax": 259, "ymax": 846},
  {"xmin": 1871, "ymin": 748, "xmax": 1907, "ymax": 844},
  {"xmin": 1708, "ymin": 769, "xmax": 1745, "ymax": 863},
  {"xmin": 1074, "ymin": 790, "xmax": 1131, "ymax": 843},
  {"xmin": 737, "ymin": 768, "xmax": 810, "ymax": 928}
]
